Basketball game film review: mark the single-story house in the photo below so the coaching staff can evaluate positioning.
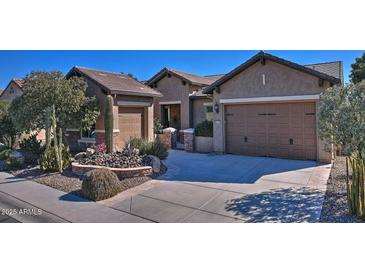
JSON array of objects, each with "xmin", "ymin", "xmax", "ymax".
[
  {"xmin": 146, "ymin": 68, "xmax": 224, "ymax": 136},
  {"xmin": 203, "ymin": 51, "xmax": 343, "ymax": 163},
  {"xmin": 0, "ymin": 79, "xmax": 25, "ymax": 102},
  {"xmin": 65, "ymin": 66, "xmax": 162, "ymax": 151}
]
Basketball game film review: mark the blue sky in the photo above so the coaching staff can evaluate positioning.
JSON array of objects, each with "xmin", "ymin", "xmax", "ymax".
[{"xmin": 0, "ymin": 50, "xmax": 363, "ymax": 89}]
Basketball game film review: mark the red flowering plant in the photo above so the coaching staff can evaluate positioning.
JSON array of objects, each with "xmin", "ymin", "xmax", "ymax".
[{"xmin": 95, "ymin": 143, "xmax": 107, "ymax": 153}]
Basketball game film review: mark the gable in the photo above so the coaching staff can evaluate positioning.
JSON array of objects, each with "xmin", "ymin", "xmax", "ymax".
[
  {"xmin": 218, "ymin": 59, "xmax": 331, "ymax": 99},
  {"xmin": 0, "ymin": 81, "xmax": 23, "ymax": 102},
  {"xmin": 154, "ymin": 74, "xmax": 190, "ymax": 102}
]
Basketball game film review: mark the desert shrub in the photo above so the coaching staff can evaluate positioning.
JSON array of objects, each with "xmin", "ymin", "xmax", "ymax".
[
  {"xmin": 40, "ymin": 146, "xmax": 72, "ymax": 172},
  {"xmin": 0, "ymin": 101, "xmax": 20, "ymax": 149},
  {"xmin": 5, "ymin": 157, "xmax": 19, "ymax": 169},
  {"xmin": 81, "ymin": 168, "xmax": 121, "ymax": 201},
  {"xmin": 195, "ymin": 120, "xmax": 213, "ymax": 137},
  {"xmin": 125, "ymin": 138, "xmax": 168, "ymax": 160},
  {"xmin": 145, "ymin": 139, "xmax": 168, "ymax": 160},
  {"xmin": 19, "ymin": 134, "xmax": 43, "ymax": 155},
  {"xmin": 127, "ymin": 137, "xmax": 147, "ymax": 151},
  {"xmin": 0, "ymin": 149, "xmax": 11, "ymax": 160}
]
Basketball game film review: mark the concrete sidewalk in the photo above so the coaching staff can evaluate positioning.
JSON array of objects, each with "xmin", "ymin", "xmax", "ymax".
[{"xmin": 0, "ymin": 172, "xmax": 152, "ymax": 223}]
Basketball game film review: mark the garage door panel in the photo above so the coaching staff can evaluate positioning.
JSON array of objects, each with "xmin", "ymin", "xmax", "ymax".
[
  {"xmin": 118, "ymin": 107, "xmax": 145, "ymax": 147},
  {"xmin": 225, "ymin": 102, "xmax": 317, "ymax": 160}
]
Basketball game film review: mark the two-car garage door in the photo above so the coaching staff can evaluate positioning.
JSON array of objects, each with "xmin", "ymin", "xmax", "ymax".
[{"xmin": 225, "ymin": 102, "xmax": 317, "ymax": 160}]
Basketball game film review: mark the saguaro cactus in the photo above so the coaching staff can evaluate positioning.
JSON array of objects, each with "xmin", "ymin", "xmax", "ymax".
[{"xmin": 104, "ymin": 94, "xmax": 114, "ymax": 153}]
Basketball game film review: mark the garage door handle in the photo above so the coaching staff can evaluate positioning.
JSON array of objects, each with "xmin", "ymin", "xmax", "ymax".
[
  {"xmin": 289, "ymin": 138, "xmax": 293, "ymax": 145},
  {"xmin": 244, "ymin": 136, "xmax": 248, "ymax": 142}
]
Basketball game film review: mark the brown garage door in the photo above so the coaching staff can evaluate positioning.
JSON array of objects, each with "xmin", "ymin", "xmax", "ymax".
[
  {"xmin": 225, "ymin": 102, "xmax": 317, "ymax": 160},
  {"xmin": 118, "ymin": 107, "xmax": 145, "ymax": 147}
]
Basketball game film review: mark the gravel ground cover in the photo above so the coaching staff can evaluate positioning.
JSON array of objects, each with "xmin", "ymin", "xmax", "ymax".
[
  {"xmin": 320, "ymin": 156, "xmax": 364, "ymax": 223},
  {"xmin": 10, "ymin": 163, "xmax": 166, "ymax": 199}
]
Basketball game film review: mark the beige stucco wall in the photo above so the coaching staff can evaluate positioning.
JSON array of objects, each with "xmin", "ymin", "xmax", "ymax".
[
  {"xmin": 0, "ymin": 82, "xmax": 23, "ymax": 102},
  {"xmin": 75, "ymin": 79, "xmax": 154, "ymax": 149},
  {"xmin": 192, "ymin": 97, "xmax": 212, "ymax": 127},
  {"xmin": 212, "ymin": 59, "xmax": 332, "ymax": 162},
  {"xmin": 153, "ymin": 75, "xmax": 191, "ymax": 129}
]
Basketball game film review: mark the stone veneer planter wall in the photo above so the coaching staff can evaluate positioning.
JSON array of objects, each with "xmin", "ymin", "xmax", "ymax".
[
  {"xmin": 182, "ymin": 128, "xmax": 194, "ymax": 152},
  {"xmin": 72, "ymin": 162, "xmax": 152, "ymax": 180},
  {"xmin": 195, "ymin": 136, "xmax": 213, "ymax": 153}
]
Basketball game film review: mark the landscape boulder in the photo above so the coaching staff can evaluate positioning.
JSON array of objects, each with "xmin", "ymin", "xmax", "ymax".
[
  {"xmin": 75, "ymin": 152, "xmax": 87, "ymax": 160},
  {"xmin": 86, "ymin": 148, "xmax": 95, "ymax": 157},
  {"xmin": 9, "ymin": 151, "xmax": 24, "ymax": 165},
  {"xmin": 145, "ymin": 155, "xmax": 161, "ymax": 173}
]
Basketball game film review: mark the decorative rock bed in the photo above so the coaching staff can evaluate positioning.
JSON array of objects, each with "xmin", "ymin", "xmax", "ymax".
[{"xmin": 71, "ymin": 162, "xmax": 152, "ymax": 180}]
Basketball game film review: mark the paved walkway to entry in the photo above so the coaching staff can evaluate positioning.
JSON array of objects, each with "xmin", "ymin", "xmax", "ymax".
[{"xmin": 102, "ymin": 150, "xmax": 331, "ymax": 222}]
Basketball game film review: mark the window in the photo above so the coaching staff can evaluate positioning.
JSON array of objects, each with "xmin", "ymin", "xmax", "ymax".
[
  {"xmin": 204, "ymin": 103, "xmax": 213, "ymax": 121},
  {"xmin": 81, "ymin": 123, "xmax": 96, "ymax": 139}
]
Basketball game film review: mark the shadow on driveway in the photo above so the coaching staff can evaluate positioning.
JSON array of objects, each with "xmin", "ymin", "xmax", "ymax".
[{"xmin": 225, "ymin": 187, "xmax": 324, "ymax": 222}]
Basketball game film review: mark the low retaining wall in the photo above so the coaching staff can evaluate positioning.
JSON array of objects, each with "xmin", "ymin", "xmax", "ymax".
[
  {"xmin": 195, "ymin": 136, "xmax": 213, "ymax": 153},
  {"xmin": 72, "ymin": 162, "xmax": 152, "ymax": 180}
]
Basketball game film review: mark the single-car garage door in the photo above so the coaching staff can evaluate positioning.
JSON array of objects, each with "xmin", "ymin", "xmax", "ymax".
[
  {"xmin": 118, "ymin": 107, "xmax": 145, "ymax": 146},
  {"xmin": 225, "ymin": 102, "xmax": 317, "ymax": 160}
]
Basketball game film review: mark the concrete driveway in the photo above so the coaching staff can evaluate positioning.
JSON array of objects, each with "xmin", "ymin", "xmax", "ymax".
[{"xmin": 102, "ymin": 150, "xmax": 331, "ymax": 223}]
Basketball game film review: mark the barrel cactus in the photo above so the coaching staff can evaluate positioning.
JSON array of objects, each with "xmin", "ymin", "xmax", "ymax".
[
  {"xmin": 81, "ymin": 168, "xmax": 121, "ymax": 201},
  {"xmin": 104, "ymin": 94, "xmax": 114, "ymax": 153}
]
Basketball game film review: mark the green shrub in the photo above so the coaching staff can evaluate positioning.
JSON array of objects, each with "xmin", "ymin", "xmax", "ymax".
[
  {"xmin": 0, "ymin": 149, "xmax": 11, "ymax": 160},
  {"xmin": 153, "ymin": 118, "xmax": 164, "ymax": 134},
  {"xmin": 127, "ymin": 137, "xmax": 147, "ymax": 151},
  {"xmin": 5, "ymin": 157, "xmax": 19, "ymax": 169},
  {"xmin": 195, "ymin": 120, "xmax": 213, "ymax": 137},
  {"xmin": 19, "ymin": 134, "xmax": 43, "ymax": 155},
  {"xmin": 125, "ymin": 138, "xmax": 168, "ymax": 160},
  {"xmin": 81, "ymin": 168, "xmax": 121, "ymax": 201},
  {"xmin": 40, "ymin": 146, "xmax": 72, "ymax": 172},
  {"xmin": 145, "ymin": 139, "xmax": 168, "ymax": 160}
]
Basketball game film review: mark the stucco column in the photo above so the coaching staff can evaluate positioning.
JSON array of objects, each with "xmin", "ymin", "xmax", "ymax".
[
  {"xmin": 147, "ymin": 104, "xmax": 154, "ymax": 141},
  {"xmin": 213, "ymin": 101, "xmax": 224, "ymax": 153}
]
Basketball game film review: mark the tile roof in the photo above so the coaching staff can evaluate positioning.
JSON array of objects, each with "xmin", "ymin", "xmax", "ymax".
[
  {"xmin": 67, "ymin": 66, "xmax": 162, "ymax": 97},
  {"xmin": 147, "ymin": 68, "xmax": 225, "ymax": 87},
  {"xmin": 204, "ymin": 51, "xmax": 342, "ymax": 94},
  {"xmin": 12, "ymin": 79, "xmax": 25, "ymax": 88},
  {"xmin": 304, "ymin": 61, "xmax": 343, "ymax": 83}
]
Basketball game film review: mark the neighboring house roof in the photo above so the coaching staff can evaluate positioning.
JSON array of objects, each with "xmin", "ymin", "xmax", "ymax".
[
  {"xmin": 204, "ymin": 51, "xmax": 342, "ymax": 94},
  {"xmin": 2, "ymin": 78, "xmax": 25, "ymax": 93},
  {"xmin": 0, "ymin": 78, "xmax": 25, "ymax": 100},
  {"xmin": 12, "ymin": 79, "xmax": 25, "ymax": 89},
  {"xmin": 304, "ymin": 61, "xmax": 344, "ymax": 84},
  {"xmin": 67, "ymin": 66, "xmax": 162, "ymax": 97},
  {"xmin": 146, "ymin": 68, "xmax": 224, "ymax": 87}
]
